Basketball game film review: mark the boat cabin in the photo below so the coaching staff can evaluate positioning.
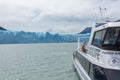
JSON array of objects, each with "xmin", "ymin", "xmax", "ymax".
[
  {"xmin": 90, "ymin": 22, "xmax": 120, "ymax": 51},
  {"xmin": 74, "ymin": 21, "xmax": 120, "ymax": 80}
]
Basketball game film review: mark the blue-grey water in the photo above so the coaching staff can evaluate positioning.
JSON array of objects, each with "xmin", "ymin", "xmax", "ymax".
[{"xmin": 0, "ymin": 43, "xmax": 79, "ymax": 80}]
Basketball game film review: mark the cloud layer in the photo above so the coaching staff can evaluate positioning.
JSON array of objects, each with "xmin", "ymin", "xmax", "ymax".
[{"xmin": 0, "ymin": 0, "xmax": 120, "ymax": 33}]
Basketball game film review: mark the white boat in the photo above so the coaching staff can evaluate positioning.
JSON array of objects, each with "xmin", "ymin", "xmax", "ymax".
[{"xmin": 73, "ymin": 20, "xmax": 120, "ymax": 80}]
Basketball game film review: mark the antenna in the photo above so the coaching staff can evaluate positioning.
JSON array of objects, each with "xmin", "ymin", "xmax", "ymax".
[
  {"xmin": 93, "ymin": 7, "xmax": 99, "ymax": 24},
  {"xmin": 99, "ymin": 7, "xmax": 109, "ymax": 22}
]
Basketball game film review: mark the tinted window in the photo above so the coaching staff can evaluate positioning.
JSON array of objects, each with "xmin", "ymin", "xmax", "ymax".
[
  {"xmin": 89, "ymin": 64, "xmax": 94, "ymax": 80},
  {"xmin": 106, "ymin": 69, "xmax": 120, "ymax": 80},
  {"xmin": 94, "ymin": 65, "xmax": 107, "ymax": 80},
  {"xmin": 84, "ymin": 59, "xmax": 90, "ymax": 74},
  {"xmin": 89, "ymin": 64, "xmax": 120, "ymax": 80},
  {"xmin": 117, "ymin": 32, "xmax": 120, "ymax": 45},
  {"xmin": 92, "ymin": 27, "xmax": 120, "ymax": 50},
  {"xmin": 92, "ymin": 30, "xmax": 106, "ymax": 48},
  {"xmin": 76, "ymin": 52, "xmax": 90, "ymax": 74},
  {"xmin": 104, "ymin": 28, "xmax": 120, "ymax": 45},
  {"xmin": 102, "ymin": 27, "xmax": 120, "ymax": 50}
]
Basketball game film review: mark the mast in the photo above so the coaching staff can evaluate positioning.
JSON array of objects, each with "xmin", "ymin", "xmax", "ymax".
[{"xmin": 99, "ymin": 7, "xmax": 109, "ymax": 22}]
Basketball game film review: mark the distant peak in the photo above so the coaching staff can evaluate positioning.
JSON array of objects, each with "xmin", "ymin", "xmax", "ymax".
[
  {"xmin": 0, "ymin": 26, "xmax": 7, "ymax": 31},
  {"xmin": 78, "ymin": 27, "xmax": 92, "ymax": 34}
]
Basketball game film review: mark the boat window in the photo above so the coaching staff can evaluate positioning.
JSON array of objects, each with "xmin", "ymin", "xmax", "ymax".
[
  {"xmin": 84, "ymin": 59, "xmax": 90, "ymax": 74},
  {"xmin": 89, "ymin": 64, "xmax": 107, "ymax": 80},
  {"xmin": 89, "ymin": 64, "xmax": 120, "ymax": 80},
  {"xmin": 92, "ymin": 29, "xmax": 106, "ymax": 48},
  {"xmin": 104, "ymin": 28, "xmax": 120, "ymax": 45},
  {"xmin": 76, "ymin": 52, "xmax": 90, "ymax": 74},
  {"xmin": 106, "ymin": 69, "xmax": 120, "ymax": 80},
  {"xmin": 92, "ymin": 27, "xmax": 120, "ymax": 50},
  {"xmin": 94, "ymin": 65, "xmax": 107, "ymax": 80},
  {"xmin": 89, "ymin": 64, "xmax": 94, "ymax": 80},
  {"xmin": 117, "ymin": 32, "xmax": 120, "ymax": 45}
]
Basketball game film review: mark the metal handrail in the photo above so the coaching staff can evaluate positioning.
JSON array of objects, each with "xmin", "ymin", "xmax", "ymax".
[{"xmin": 77, "ymin": 37, "xmax": 90, "ymax": 49}]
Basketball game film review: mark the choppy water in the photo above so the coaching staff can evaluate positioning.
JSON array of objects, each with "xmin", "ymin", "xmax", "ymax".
[{"xmin": 0, "ymin": 43, "xmax": 80, "ymax": 80}]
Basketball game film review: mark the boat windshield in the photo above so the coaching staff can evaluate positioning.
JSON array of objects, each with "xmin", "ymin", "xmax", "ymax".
[
  {"xmin": 101, "ymin": 27, "xmax": 120, "ymax": 50},
  {"xmin": 103, "ymin": 27, "xmax": 120, "ymax": 45},
  {"xmin": 92, "ymin": 27, "xmax": 120, "ymax": 50}
]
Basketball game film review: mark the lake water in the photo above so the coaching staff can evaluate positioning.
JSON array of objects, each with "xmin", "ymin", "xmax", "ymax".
[{"xmin": 0, "ymin": 43, "xmax": 80, "ymax": 80}]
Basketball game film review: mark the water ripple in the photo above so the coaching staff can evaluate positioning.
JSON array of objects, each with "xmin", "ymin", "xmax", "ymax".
[{"xmin": 0, "ymin": 43, "xmax": 79, "ymax": 80}]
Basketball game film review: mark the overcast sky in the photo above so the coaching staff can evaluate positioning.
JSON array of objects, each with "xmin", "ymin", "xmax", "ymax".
[{"xmin": 0, "ymin": 0, "xmax": 120, "ymax": 33}]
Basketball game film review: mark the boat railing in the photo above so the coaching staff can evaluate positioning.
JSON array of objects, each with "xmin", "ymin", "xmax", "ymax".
[{"xmin": 77, "ymin": 37, "xmax": 90, "ymax": 51}]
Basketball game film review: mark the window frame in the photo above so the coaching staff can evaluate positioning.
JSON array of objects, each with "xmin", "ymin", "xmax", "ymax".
[{"xmin": 92, "ymin": 29, "xmax": 107, "ymax": 48}]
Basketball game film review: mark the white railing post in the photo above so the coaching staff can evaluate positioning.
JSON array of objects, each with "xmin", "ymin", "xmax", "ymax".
[
  {"xmin": 77, "ymin": 36, "xmax": 90, "ymax": 49},
  {"xmin": 78, "ymin": 37, "xmax": 80, "ymax": 48}
]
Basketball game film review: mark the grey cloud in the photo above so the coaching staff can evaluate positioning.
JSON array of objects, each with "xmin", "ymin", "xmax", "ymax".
[
  {"xmin": 0, "ymin": 0, "xmax": 120, "ymax": 33},
  {"xmin": 29, "ymin": 9, "xmax": 42, "ymax": 19},
  {"xmin": 40, "ymin": 15, "xmax": 95, "ymax": 24}
]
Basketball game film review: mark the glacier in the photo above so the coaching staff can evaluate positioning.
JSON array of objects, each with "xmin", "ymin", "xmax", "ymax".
[
  {"xmin": 0, "ymin": 30, "xmax": 79, "ymax": 44},
  {"xmin": 0, "ymin": 30, "xmax": 91, "ymax": 44}
]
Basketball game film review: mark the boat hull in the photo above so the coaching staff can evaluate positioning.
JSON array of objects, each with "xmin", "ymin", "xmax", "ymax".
[{"xmin": 73, "ymin": 51, "xmax": 120, "ymax": 80}]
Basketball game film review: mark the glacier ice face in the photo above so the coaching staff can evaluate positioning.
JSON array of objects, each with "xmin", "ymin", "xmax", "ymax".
[
  {"xmin": 0, "ymin": 30, "xmax": 90, "ymax": 44},
  {"xmin": 0, "ymin": 30, "xmax": 79, "ymax": 44}
]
